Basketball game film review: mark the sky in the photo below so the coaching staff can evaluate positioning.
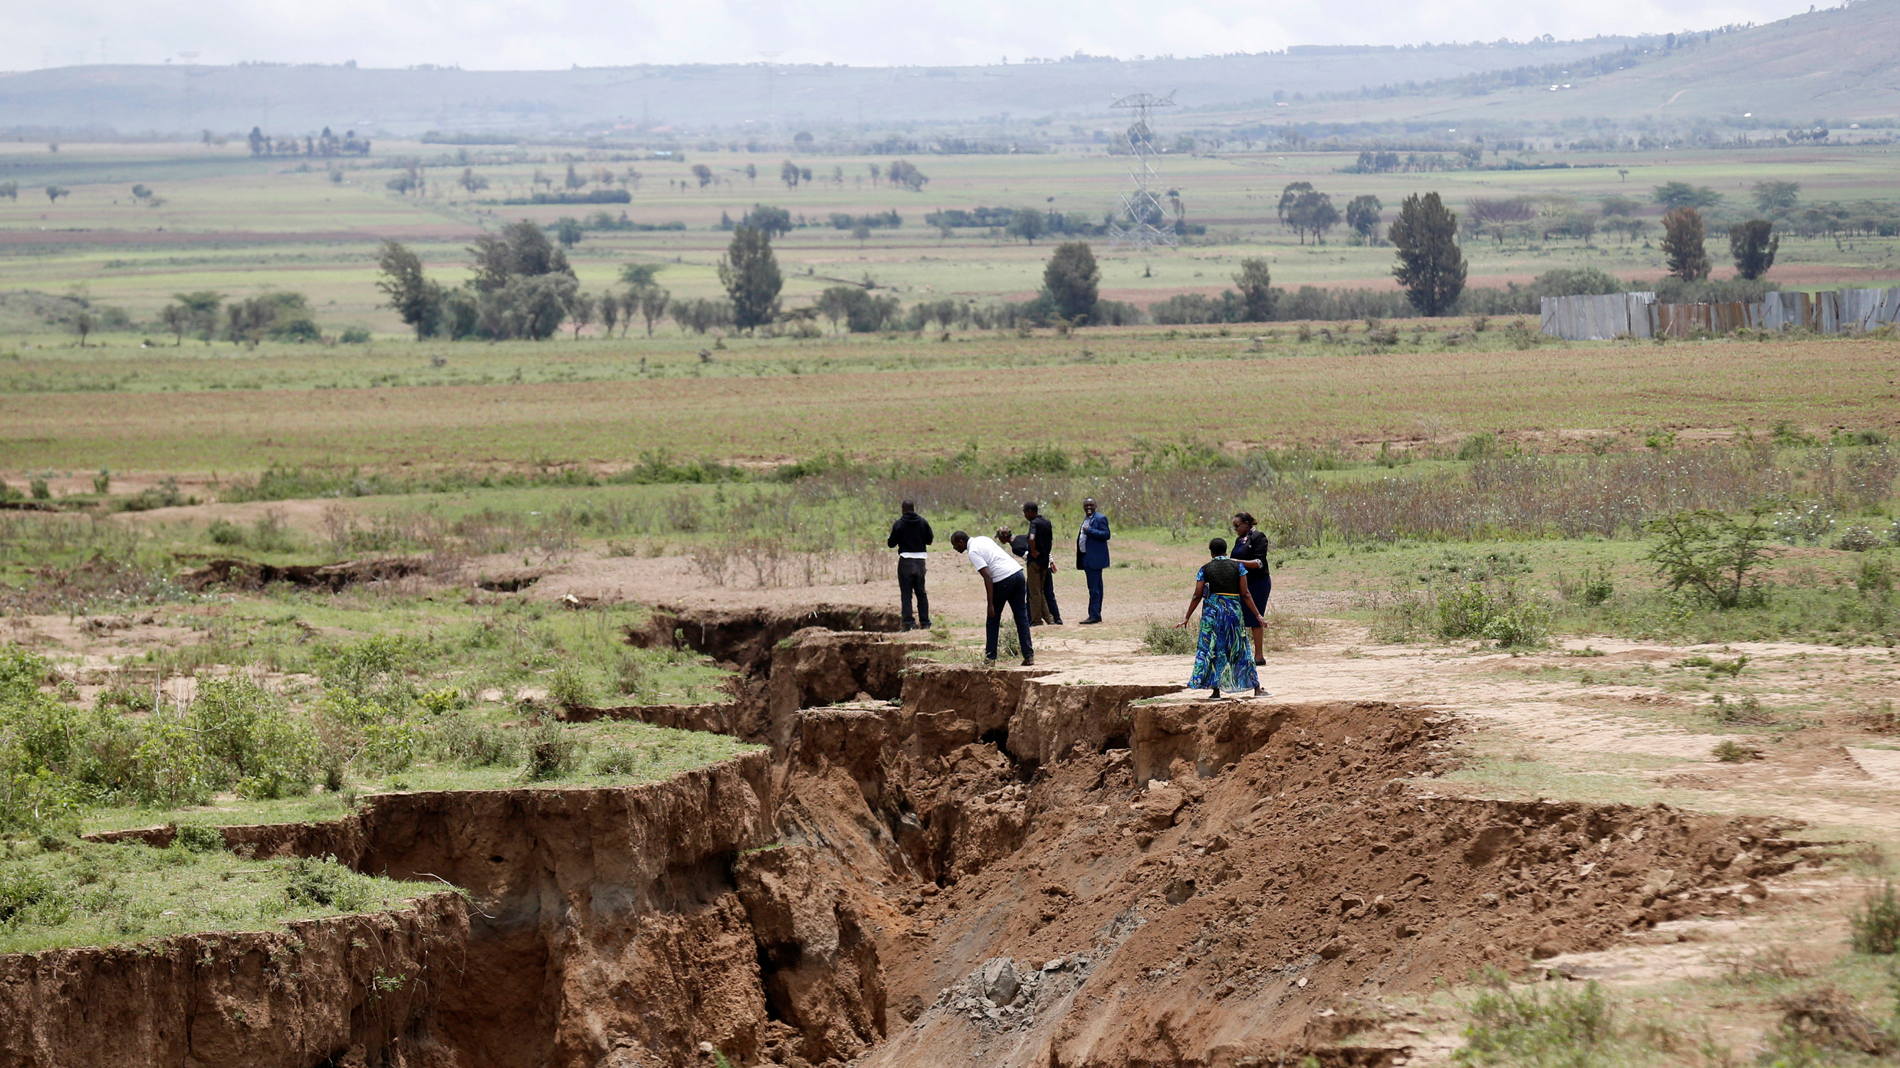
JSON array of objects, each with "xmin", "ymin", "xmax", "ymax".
[{"xmin": 7, "ymin": 0, "xmax": 1828, "ymax": 71}]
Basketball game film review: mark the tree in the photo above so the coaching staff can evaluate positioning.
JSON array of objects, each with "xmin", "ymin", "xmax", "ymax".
[
  {"xmin": 868, "ymin": 163, "xmax": 881, "ymax": 187},
  {"xmin": 600, "ymin": 292, "xmax": 619, "ymax": 336},
  {"xmin": 469, "ymin": 220, "xmax": 572, "ymax": 292},
  {"xmin": 1388, "ymin": 192, "xmax": 1466, "ymax": 316},
  {"xmin": 1729, "ymin": 219, "xmax": 1779, "ymax": 280},
  {"xmin": 1284, "ymin": 189, "xmax": 1338, "ymax": 244},
  {"xmin": 742, "ymin": 204, "xmax": 793, "ymax": 238},
  {"xmin": 1661, "ymin": 207, "xmax": 1711, "ymax": 282},
  {"xmin": 1651, "ymin": 181, "xmax": 1722, "ymax": 211},
  {"xmin": 718, "ymin": 226, "xmax": 782, "ymax": 332},
  {"xmin": 1750, "ymin": 180, "xmax": 1800, "ymax": 217},
  {"xmin": 459, "ymin": 168, "xmax": 489, "ymax": 193},
  {"xmin": 172, "ymin": 290, "xmax": 224, "ymax": 342},
  {"xmin": 0, "ymin": 181, "xmax": 16, "ymax": 200},
  {"xmin": 45, "ymin": 186, "xmax": 69, "ymax": 203},
  {"xmin": 1345, "ymin": 194, "xmax": 1383, "ymax": 241},
  {"xmin": 1232, "ymin": 258, "xmax": 1273, "ymax": 321},
  {"xmin": 691, "ymin": 163, "xmax": 713, "ymax": 189},
  {"xmin": 159, "ymin": 302, "xmax": 191, "ymax": 346},
  {"xmin": 886, "ymin": 159, "xmax": 929, "ymax": 191},
  {"xmin": 553, "ymin": 217, "xmax": 583, "ymax": 249},
  {"xmin": 639, "ymin": 287, "xmax": 671, "ymax": 337},
  {"xmin": 130, "ymin": 184, "xmax": 152, "ymax": 200},
  {"xmin": 70, "ymin": 309, "xmax": 95, "ymax": 347},
  {"xmin": 569, "ymin": 292, "xmax": 595, "ymax": 339},
  {"xmin": 564, "ymin": 163, "xmax": 585, "ymax": 191},
  {"xmin": 1599, "ymin": 194, "xmax": 1642, "ymax": 217},
  {"xmin": 744, "ymin": 163, "xmax": 757, "ymax": 186},
  {"xmin": 1042, "ymin": 242, "xmax": 1100, "ymax": 324},
  {"xmin": 1008, "ymin": 208, "xmax": 1046, "ymax": 244},
  {"xmin": 780, "ymin": 160, "xmax": 801, "ymax": 188},
  {"xmin": 1277, "ymin": 181, "xmax": 1313, "ymax": 229},
  {"xmin": 619, "ymin": 263, "xmax": 663, "ymax": 289},
  {"xmin": 852, "ymin": 223, "xmax": 871, "ymax": 247},
  {"xmin": 375, "ymin": 239, "xmax": 444, "ymax": 339}
]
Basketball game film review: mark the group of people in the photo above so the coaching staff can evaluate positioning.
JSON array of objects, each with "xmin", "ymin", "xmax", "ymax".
[
  {"xmin": 887, "ymin": 500, "xmax": 1272, "ymax": 699},
  {"xmin": 885, "ymin": 498, "xmax": 1112, "ymax": 666}
]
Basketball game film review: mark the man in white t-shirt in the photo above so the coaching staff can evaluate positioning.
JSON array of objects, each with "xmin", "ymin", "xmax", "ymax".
[{"xmin": 950, "ymin": 529, "xmax": 1034, "ymax": 667}]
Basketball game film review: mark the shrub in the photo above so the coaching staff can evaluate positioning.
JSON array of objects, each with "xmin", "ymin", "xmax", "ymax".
[
  {"xmin": 1140, "ymin": 621, "xmax": 1195, "ymax": 656},
  {"xmin": 1645, "ymin": 508, "xmax": 1777, "ymax": 609},
  {"xmin": 547, "ymin": 662, "xmax": 594, "ymax": 708},
  {"xmin": 1436, "ymin": 581, "xmax": 1549, "ymax": 648},
  {"xmin": 171, "ymin": 824, "xmax": 227, "ymax": 853},
  {"xmin": 1456, "ymin": 979, "xmax": 1615, "ymax": 1066},
  {"xmin": 1712, "ymin": 740, "xmax": 1759, "ymax": 763},
  {"xmin": 523, "ymin": 723, "xmax": 585, "ymax": 781},
  {"xmin": 1849, "ymin": 881, "xmax": 1900, "ymax": 955},
  {"xmin": 284, "ymin": 856, "xmax": 376, "ymax": 912},
  {"xmin": 1833, "ymin": 525, "xmax": 1884, "ymax": 552}
]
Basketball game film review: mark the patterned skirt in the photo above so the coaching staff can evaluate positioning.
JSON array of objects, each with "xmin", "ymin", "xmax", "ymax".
[{"xmin": 1189, "ymin": 594, "xmax": 1260, "ymax": 693}]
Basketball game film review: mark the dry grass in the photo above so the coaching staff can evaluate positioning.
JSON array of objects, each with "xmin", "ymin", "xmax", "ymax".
[{"xmin": 4, "ymin": 335, "xmax": 1896, "ymax": 473}]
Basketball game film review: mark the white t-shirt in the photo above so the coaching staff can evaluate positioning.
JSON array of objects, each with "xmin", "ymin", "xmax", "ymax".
[{"xmin": 964, "ymin": 536, "xmax": 1024, "ymax": 581}]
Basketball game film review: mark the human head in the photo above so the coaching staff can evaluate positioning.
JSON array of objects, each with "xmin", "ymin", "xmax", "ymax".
[
  {"xmin": 950, "ymin": 531, "xmax": 970, "ymax": 553},
  {"xmin": 1231, "ymin": 511, "xmax": 1255, "ymax": 534},
  {"xmin": 1209, "ymin": 537, "xmax": 1228, "ymax": 558},
  {"xmin": 1083, "ymin": 497, "xmax": 1097, "ymax": 515},
  {"xmin": 995, "ymin": 526, "xmax": 1012, "ymax": 542},
  {"xmin": 1022, "ymin": 501, "xmax": 1039, "ymax": 518},
  {"xmin": 901, "ymin": 499, "xmax": 916, "ymax": 514}
]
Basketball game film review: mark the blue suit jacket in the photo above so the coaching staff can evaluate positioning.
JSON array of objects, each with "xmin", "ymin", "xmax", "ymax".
[{"xmin": 1074, "ymin": 513, "xmax": 1111, "ymax": 570}]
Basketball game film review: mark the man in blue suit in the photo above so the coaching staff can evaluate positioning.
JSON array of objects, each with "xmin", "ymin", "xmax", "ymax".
[{"xmin": 1074, "ymin": 497, "xmax": 1111, "ymax": 624}]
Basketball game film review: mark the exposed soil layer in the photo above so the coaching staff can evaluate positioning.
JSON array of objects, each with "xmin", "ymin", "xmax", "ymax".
[
  {"xmin": 181, "ymin": 555, "xmax": 437, "ymax": 592},
  {"xmin": 626, "ymin": 603, "xmax": 902, "ymax": 674},
  {"xmin": 0, "ymin": 893, "xmax": 469, "ymax": 1068},
  {"xmin": 12, "ymin": 617, "xmax": 1831, "ymax": 1068}
]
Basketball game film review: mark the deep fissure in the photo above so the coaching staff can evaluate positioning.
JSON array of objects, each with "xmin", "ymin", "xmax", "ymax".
[{"xmin": 19, "ymin": 605, "xmax": 1832, "ymax": 1068}]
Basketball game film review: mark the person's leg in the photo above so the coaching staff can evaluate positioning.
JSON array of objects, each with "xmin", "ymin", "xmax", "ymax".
[
  {"xmin": 897, "ymin": 560, "xmax": 917, "ymax": 629},
  {"xmin": 983, "ymin": 594, "xmax": 1001, "ymax": 662},
  {"xmin": 1085, "ymin": 568, "xmax": 1104, "ymax": 621},
  {"xmin": 1250, "ymin": 575, "xmax": 1270, "ymax": 665},
  {"xmin": 1042, "ymin": 567, "xmax": 1063, "ymax": 624},
  {"xmin": 1002, "ymin": 574, "xmax": 1033, "ymax": 663},
  {"xmin": 915, "ymin": 561, "xmax": 930, "ymax": 628},
  {"xmin": 1025, "ymin": 564, "xmax": 1049, "ymax": 624}
]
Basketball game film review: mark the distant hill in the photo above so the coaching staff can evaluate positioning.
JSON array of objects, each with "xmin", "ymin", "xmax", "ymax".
[
  {"xmin": 1287, "ymin": 0, "xmax": 1900, "ymax": 129},
  {"xmin": 0, "ymin": 39, "xmax": 1643, "ymax": 139}
]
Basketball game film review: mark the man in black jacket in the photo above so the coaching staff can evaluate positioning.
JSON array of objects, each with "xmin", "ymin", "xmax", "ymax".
[
  {"xmin": 887, "ymin": 499, "xmax": 933, "ymax": 630},
  {"xmin": 1021, "ymin": 501, "xmax": 1062, "ymax": 625}
]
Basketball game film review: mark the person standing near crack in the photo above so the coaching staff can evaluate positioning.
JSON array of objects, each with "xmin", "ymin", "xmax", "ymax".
[
  {"xmin": 1021, "ymin": 500, "xmax": 1062, "ymax": 626},
  {"xmin": 887, "ymin": 499, "xmax": 933, "ymax": 631},
  {"xmin": 1074, "ymin": 497, "xmax": 1111, "ymax": 624}
]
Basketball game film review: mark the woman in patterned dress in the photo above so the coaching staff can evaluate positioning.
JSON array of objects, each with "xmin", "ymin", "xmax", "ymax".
[{"xmin": 1174, "ymin": 537, "xmax": 1263, "ymax": 698}]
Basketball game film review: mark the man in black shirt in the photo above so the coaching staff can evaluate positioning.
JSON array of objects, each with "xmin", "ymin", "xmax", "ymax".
[
  {"xmin": 1020, "ymin": 501, "xmax": 1063, "ymax": 626},
  {"xmin": 887, "ymin": 499, "xmax": 933, "ymax": 630}
]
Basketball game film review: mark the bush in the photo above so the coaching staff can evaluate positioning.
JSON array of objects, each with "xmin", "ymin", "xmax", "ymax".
[
  {"xmin": 1645, "ymin": 508, "xmax": 1777, "ymax": 609},
  {"xmin": 1834, "ymin": 525, "xmax": 1884, "ymax": 552},
  {"xmin": 171, "ymin": 824, "xmax": 227, "ymax": 853},
  {"xmin": 1456, "ymin": 979, "xmax": 1615, "ymax": 1066},
  {"xmin": 284, "ymin": 856, "xmax": 376, "ymax": 912},
  {"xmin": 523, "ymin": 723, "xmax": 585, "ymax": 781},
  {"xmin": 1436, "ymin": 581, "xmax": 1549, "ymax": 647},
  {"xmin": 547, "ymin": 662, "xmax": 595, "ymax": 708},
  {"xmin": 1711, "ymin": 740, "xmax": 1759, "ymax": 763},
  {"xmin": 1140, "ymin": 621, "xmax": 1195, "ymax": 655},
  {"xmin": 1849, "ymin": 881, "xmax": 1900, "ymax": 955}
]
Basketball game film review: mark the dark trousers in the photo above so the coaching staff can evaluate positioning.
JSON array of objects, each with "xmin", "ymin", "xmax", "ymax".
[
  {"xmin": 1038, "ymin": 566, "xmax": 1062, "ymax": 623},
  {"xmin": 897, "ymin": 558, "xmax": 930, "ymax": 628},
  {"xmin": 985, "ymin": 571, "xmax": 1032, "ymax": 662},
  {"xmin": 1084, "ymin": 568, "xmax": 1105, "ymax": 621}
]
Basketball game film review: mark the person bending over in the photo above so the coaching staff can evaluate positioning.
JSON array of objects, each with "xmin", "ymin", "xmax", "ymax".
[{"xmin": 952, "ymin": 529, "xmax": 1034, "ymax": 667}]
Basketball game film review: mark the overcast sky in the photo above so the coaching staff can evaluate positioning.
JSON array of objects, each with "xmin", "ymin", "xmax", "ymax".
[{"xmin": 9, "ymin": 0, "xmax": 1824, "ymax": 71}]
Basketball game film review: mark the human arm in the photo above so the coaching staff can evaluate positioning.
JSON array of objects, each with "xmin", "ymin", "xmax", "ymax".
[
  {"xmin": 1177, "ymin": 578, "xmax": 1207, "ymax": 628},
  {"xmin": 1086, "ymin": 514, "xmax": 1111, "ymax": 541},
  {"xmin": 1239, "ymin": 579, "xmax": 1259, "ymax": 619},
  {"xmin": 920, "ymin": 518, "xmax": 933, "ymax": 546},
  {"xmin": 978, "ymin": 566, "xmax": 998, "ymax": 618},
  {"xmin": 887, "ymin": 520, "xmax": 900, "ymax": 549}
]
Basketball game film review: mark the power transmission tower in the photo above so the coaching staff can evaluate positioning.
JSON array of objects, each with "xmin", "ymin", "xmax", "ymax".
[{"xmin": 1107, "ymin": 92, "xmax": 1178, "ymax": 252}]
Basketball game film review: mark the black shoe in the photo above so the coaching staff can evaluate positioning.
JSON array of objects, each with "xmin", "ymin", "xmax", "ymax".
[
  {"xmin": 901, "ymin": 623, "xmax": 914, "ymax": 632},
  {"xmin": 1021, "ymin": 656, "xmax": 1036, "ymax": 667},
  {"xmin": 1050, "ymin": 618, "xmax": 1065, "ymax": 626},
  {"xmin": 920, "ymin": 620, "xmax": 932, "ymax": 629},
  {"xmin": 1080, "ymin": 618, "xmax": 1102, "ymax": 625}
]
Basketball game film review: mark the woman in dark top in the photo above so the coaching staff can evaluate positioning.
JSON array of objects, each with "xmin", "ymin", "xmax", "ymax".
[
  {"xmin": 1175, "ymin": 537, "xmax": 1263, "ymax": 698},
  {"xmin": 1230, "ymin": 512, "xmax": 1271, "ymax": 667}
]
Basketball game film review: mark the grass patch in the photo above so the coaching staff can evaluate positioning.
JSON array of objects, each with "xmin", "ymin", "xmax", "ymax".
[{"xmin": 0, "ymin": 836, "xmax": 418, "ymax": 954}]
